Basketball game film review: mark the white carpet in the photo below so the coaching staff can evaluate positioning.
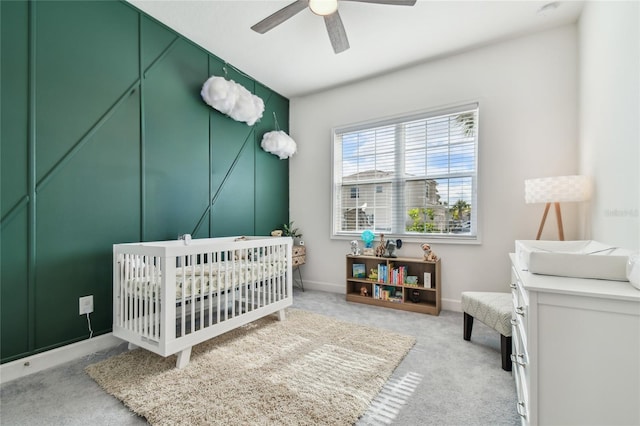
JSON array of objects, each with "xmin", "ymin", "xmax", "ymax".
[{"xmin": 86, "ymin": 309, "xmax": 415, "ymax": 425}]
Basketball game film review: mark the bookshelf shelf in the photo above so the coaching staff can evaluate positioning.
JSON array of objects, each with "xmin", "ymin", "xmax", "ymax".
[{"xmin": 346, "ymin": 255, "xmax": 441, "ymax": 316}]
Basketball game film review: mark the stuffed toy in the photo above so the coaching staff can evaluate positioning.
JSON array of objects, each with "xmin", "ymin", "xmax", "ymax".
[
  {"xmin": 421, "ymin": 243, "xmax": 438, "ymax": 262},
  {"xmin": 384, "ymin": 239, "xmax": 397, "ymax": 258},
  {"xmin": 234, "ymin": 236, "xmax": 249, "ymax": 260},
  {"xmin": 375, "ymin": 234, "xmax": 386, "ymax": 257},
  {"xmin": 349, "ymin": 240, "xmax": 361, "ymax": 256}
]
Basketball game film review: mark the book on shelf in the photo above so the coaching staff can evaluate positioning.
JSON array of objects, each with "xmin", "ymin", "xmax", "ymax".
[
  {"xmin": 377, "ymin": 263, "xmax": 407, "ymax": 285},
  {"xmin": 424, "ymin": 272, "xmax": 432, "ymax": 288},
  {"xmin": 377, "ymin": 263, "xmax": 387, "ymax": 283},
  {"xmin": 372, "ymin": 284, "xmax": 406, "ymax": 303},
  {"xmin": 352, "ymin": 263, "xmax": 366, "ymax": 278}
]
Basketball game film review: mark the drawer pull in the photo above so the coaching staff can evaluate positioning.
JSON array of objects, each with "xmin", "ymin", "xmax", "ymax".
[
  {"xmin": 511, "ymin": 353, "xmax": 527, "ymax": 366},
  {"xmin": 510, "ymin": 282, "xmax": 517, "ymax": 289},
  {"xmin": 517, "ymin": 402, "xmax": 527, "ymax": 418},
  {"xmin": 515, "ymin": 306, "xmax": 525, "ymax": 316}
]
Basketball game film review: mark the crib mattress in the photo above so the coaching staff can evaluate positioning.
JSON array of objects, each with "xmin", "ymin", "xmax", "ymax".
[{"xmin": 122, "ymin": 259, "xmax": 286, "ymax": 300}]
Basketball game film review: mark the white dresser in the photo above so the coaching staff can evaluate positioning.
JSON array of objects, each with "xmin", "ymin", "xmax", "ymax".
[{"xmin": 510, "ymin": 253, "xmax": 640, "ymax": 425}]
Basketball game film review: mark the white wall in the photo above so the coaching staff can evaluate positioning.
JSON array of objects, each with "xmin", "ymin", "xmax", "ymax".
[
  {"xmin": 289, "ymin": 26, "xmax": 579, "ymax": 310},
  {"xmin": 579, "ymin": 1, "xmax": 640, "ymax": 250}
]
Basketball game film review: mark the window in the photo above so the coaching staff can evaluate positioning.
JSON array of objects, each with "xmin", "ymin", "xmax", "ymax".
[{"xmin": 332, "ymin": 103, "xmax": 478, "ymax": 240}]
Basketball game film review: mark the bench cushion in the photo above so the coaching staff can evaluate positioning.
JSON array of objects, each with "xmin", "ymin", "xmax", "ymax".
[{"xmin": 461, "ymin": 291, "xmax": 512, "ymax": 337}]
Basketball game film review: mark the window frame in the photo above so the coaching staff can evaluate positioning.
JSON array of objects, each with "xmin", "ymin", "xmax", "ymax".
[{"xmin": 331, "ymin": 102, "xmax": 480, "ymax": 244}]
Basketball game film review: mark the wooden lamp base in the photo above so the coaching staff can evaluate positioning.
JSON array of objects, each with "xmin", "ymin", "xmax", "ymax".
[{"xmin": 535, "ymin": 202, "xmax": 565, "ymax": 241}]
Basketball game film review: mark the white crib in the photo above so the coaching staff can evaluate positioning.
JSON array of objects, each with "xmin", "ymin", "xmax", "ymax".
[{"xmin": 112, "ymin": 236, "xmax": 293, "ymax": 368}]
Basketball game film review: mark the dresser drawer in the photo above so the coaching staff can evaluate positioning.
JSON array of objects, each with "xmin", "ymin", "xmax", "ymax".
[
  {"xmin": 292, "ymin": 245, "xmax": 306, "ymax": 257},
  {"xmin": 511, "ymin": 263, "xmax": 530, "ymax": 426},
  {"xmin": 511, "ymin": 321, "xmax": 529, "ymax": 389},
  {"xmin": 292, "ymin": 245, "xmax": 306, "ymax": 266},
  {"xmin": 513, "ymin": 355, "xmax": 530, "ymax": 426},
  {"xmin": 511, "ymin": 267, "xmax": 529, "ymax": 346}
]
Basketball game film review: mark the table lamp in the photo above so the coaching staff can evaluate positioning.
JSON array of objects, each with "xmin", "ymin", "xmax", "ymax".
[{"xmin": 525, "ymin": 175, "xmax": 591, "ymax": 240}]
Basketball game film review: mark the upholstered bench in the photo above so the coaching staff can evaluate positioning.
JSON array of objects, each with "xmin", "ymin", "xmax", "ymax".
[{"xmin": 461, "ymin": 291, "xmax": 512, "ymax": 371}]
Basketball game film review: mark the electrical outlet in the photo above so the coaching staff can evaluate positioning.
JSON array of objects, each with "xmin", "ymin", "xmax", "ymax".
[{"xmin": 79, "ymin": 295, "xmax": 94, "ymax": 315}]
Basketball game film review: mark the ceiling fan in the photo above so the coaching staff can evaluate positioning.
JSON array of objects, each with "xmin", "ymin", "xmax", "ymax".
[{"xmin": 251, "ymin": 0, "xmax": 417, "ymax": 54}]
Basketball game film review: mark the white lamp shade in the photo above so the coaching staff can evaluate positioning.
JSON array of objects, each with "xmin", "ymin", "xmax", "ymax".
[{"xmin": 525, "ymin": 175, "xmax": 592, "ymax": 204}]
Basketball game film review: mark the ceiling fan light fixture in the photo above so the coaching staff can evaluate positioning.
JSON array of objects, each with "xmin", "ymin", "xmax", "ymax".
[{"xmin": 309, "ymin": 0, "xmax": 338, "ymax": 16}]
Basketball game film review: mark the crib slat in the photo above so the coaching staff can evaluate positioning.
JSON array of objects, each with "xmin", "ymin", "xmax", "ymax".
[
  {"xmin": 216, "ymin": 251, "xmax": 221, "ymax": 325},
  {"xmin": 189, "ymin": 255, "xmax": 195, "ymax": 334},
  {"xmin": 224, "ymin": 253, "xmax": 229, "ymax": 321},
  {"xmin": 151, "ymin": 257, "xmax": 156, "ymax": 340},
  {"xmin": 207, "ymin": 252, "xmax": 213, "ymax": 328},
  {"xmin": 199, "ymin": 255, "xmax": 205, "ymax": 331},
  {"xmin": 132, "ymin": 255, "xmax": 138, "ymax": 333},
  {"xmin": 119, "ymin": 255, "xmax": 125, "ymax": 328},
  {"xmin": 180, "ymin": 257, "xmax": 186, "ymax": 338}
]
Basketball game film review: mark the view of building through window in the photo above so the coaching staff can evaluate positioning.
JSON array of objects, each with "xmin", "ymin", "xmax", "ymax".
[{"xmin": 333, "ymin": 104, "xmax": 478, "ymax": 239}]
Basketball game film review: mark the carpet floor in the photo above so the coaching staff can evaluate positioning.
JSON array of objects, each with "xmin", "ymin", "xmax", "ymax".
[{"xmin": 0, "ymin": 290, "xmax": 519, "ymax": 425}]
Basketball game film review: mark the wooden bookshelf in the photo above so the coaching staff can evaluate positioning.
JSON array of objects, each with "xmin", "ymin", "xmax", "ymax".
[{"xmin": 346, "ymin": 255, "xmax": 441, "ymax": 315}]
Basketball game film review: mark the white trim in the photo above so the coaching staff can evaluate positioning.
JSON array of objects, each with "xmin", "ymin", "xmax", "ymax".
[
  {"xmin": 299, "ymin": 280, "xmax": 345, "ymax": 294},
  {"xmin": 333, "ymin": 102, "xmax": 480, "ymax": 134},
  {"xmin": 0, "ymin": 333, "xmax": 122, "ymax": 384},
  {"xmin": 442, "ymin": 297, "xmax": 462, "ymax": 312}
]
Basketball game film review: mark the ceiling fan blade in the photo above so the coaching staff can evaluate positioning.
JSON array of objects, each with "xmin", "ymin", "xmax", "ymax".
[
  {"xmin": 324, "ymin": 11, "xmax": 350, "ymax": 54},
  {"xmin": 342, "ymin": 0, "xmax": 417, "ymax": 5},
  {"xmin": 251, "ymin": 0, "xmax": 309, "ymax": 34}
]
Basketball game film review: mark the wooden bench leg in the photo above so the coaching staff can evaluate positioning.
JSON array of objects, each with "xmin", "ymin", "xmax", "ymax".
[
  {"xmin": 463, "ymin": 312, "xmax": 473, "ymax": 341},
  {"xmin": 501, "ymin": 335, "xmax": 512, "ymax": 371}
]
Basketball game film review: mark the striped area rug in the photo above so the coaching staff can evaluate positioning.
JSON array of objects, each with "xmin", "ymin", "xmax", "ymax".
[{"xmin": 86, "ymin": 309, "xmax": 415, "ymax": 425}]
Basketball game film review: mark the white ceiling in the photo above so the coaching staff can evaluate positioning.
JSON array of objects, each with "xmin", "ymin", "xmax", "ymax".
[{"xmin": 127, "ymin": 0, "xmax": 584, "ymax": 98}]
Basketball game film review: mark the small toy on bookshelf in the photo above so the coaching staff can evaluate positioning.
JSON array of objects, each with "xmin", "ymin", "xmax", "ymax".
[{"xmin": 368, "ymin": 269, "xmax": 378, "ymax": 280}]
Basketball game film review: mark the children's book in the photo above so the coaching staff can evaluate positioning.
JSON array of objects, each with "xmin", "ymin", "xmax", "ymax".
[{"xmin": 352, "ymin": 263, "xmax": 366, "ymax": 278}]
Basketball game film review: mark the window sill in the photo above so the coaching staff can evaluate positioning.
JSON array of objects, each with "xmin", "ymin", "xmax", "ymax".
[{"xmin": 331, "ymin": 233, "xmax": 482, "ymax": 245}]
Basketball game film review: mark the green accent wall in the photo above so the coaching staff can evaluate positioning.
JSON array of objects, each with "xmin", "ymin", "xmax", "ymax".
[{"xmin": 0, "ymin": 0, "xmax": 290, "ymax": 363}]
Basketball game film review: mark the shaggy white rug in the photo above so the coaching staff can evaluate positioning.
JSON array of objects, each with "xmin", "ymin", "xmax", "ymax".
[{"xmin": 86, "ymin": 309, "xmax": 415, "ymax": 425}]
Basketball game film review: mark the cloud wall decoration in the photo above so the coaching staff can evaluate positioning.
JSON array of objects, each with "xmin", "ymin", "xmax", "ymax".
[
  {"xmin": 261, "ymin": 130, "xmax": 297, "ymax": 159},
  {"xmin": 201, "ymin": 76, "xmax": 264, "ymax": 125}
]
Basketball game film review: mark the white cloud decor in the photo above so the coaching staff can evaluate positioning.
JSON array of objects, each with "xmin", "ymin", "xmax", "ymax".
[
  {"xmin": 201, "ymin": 76, "xmax": 264, "ymax": 126},
  {"xmin": 261, "ymin": 130, "xmax": 297, "ymax": 159}
]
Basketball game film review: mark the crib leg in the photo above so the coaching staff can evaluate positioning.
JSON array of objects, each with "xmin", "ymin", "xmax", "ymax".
[
  {"xmin": 128, "ymin": 342, "xmax": 138, "ymax": 350},
  {"xmin": 277, "ymin": 309, "xmax": 286, "ymax": 321},
  {"xmin": 176, "ymin": 347, "xmax": 192, "ymax": 369}
]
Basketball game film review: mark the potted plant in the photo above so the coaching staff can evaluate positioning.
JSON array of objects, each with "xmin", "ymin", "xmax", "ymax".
[{"xmin": 282, "ymin": 221, "xmax": 302, "ymax": 245}]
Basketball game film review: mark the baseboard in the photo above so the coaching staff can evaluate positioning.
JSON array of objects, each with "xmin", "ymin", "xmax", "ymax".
[
  {"xmin": 298, "ymin": 280, "xmax": 344, "ymax": 294},
  {"xmin": 0, "ymin": 333, "xmax": 122, "ymax": 384},
  {"xmin": 442, "ymin": 297, "xmax": 462, "ymax": 312}
]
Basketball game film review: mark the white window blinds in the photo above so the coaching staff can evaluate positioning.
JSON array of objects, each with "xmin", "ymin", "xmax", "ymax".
[{"xmin": 332, "ymin": 103, "xmax": 478, "ymax": 239}]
